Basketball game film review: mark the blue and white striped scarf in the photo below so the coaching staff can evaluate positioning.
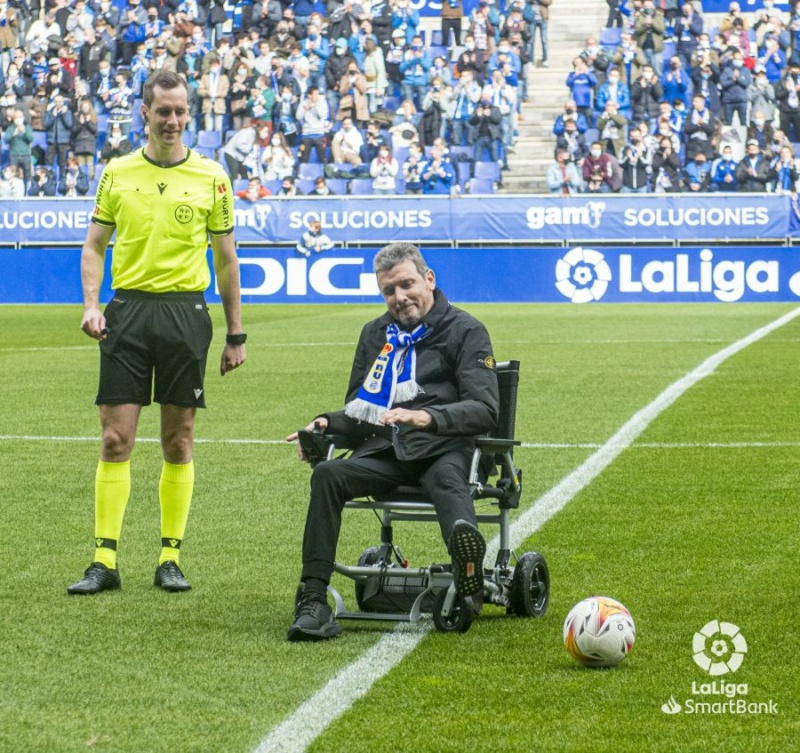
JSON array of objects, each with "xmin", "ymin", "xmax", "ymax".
[{"xmin": 344, "ymin": 322, "xmax": 430, "ymax": 425}]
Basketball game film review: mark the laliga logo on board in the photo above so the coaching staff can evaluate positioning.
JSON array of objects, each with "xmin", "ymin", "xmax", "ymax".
[{"xmin": 555, "ymin": 247, "xmax": 612, "ymax": 303}]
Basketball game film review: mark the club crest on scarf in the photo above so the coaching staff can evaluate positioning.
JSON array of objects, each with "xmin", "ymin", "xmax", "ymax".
[{"xmin": 345, "ymin": 322, "xmax": 430, "ymax": 424}]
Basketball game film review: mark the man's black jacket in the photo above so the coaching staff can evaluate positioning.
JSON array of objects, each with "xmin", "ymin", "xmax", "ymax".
[{"xmin": 324, "ymin": 289, "xmax": 500, "ymax": 461}]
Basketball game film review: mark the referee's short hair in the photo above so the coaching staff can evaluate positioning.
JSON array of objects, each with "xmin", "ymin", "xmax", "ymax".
[{"xmin": 143, "ymin": 70, "xmax": 189, "ymax": 108}]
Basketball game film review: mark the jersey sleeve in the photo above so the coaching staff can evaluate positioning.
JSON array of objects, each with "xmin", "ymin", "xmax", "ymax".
[
  {"xmin": 208, "ymin": 170, "xmax": 234, "ymax": 235},
  {"xmin": 91, "ymin": 166, "xmax": 116, "ymax": 227}
]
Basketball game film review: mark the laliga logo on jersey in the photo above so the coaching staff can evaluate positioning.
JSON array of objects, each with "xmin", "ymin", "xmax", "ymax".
[
  {"xmin": 233, "ymin": 256, "xmax": 380, "ymax": 298},
  {"xmin": 555, "ymin": 247, "xmax": 612, "ymax": 303}
]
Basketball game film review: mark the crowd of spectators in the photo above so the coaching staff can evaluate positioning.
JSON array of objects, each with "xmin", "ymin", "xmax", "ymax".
[
  {"xmin": 0, "ymin": 0, "xmax": 550, "ymax": 199},
  {"xmin": 548, "ymin": 0, "xmax": 800, "ymax": 195}
]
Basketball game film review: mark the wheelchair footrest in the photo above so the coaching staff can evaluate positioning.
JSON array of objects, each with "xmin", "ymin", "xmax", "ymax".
[{"xmin": 335, "ymin": 611, "xmax": 416, "ymax": 622}]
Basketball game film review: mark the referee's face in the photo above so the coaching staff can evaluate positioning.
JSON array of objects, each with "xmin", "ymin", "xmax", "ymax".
[{"xmin": 143, "ymin": 84, "xmax": 191, "ymax": 155}]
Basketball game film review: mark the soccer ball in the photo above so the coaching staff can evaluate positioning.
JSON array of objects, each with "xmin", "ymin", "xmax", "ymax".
[{"xmin": 563, "ymin": 596, "xmax": 636, "ymax": 668}]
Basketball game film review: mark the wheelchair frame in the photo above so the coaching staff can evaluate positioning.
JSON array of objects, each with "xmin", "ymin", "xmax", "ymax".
[{"xmin": 306, "ymin": 360, "xmax": 549, "ymax": 634}]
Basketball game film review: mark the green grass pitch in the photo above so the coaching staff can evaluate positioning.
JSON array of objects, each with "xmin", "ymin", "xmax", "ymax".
[{"xmin": 0, "ymin": 303, "xmax": 797, "ymax": 753}]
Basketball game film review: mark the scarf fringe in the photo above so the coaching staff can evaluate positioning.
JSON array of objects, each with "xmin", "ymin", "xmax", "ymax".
[
  {"xmin": 394, "ymin": 380, "xmax": 421, "ymax": 404},
  {"xmin": 344, "ymin": 398, "xmax": 389, "ymax": 424}
]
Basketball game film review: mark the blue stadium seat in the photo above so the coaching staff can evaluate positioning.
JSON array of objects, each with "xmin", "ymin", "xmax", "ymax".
[
  {"xmin": 32, "ymin": 131, "xmax": 48, "ymax": 152},
  {"xmin": 394, "ymin": 146, "xmax": 410, "ymax": 164},
  {"xmin": 182, "ymin": 129, "xmax": 194, "ymax": 146},
  {"xmin": 349, "ymin": 178, "xmax": 375, "ymax": 195},
  {"xmin": 456, "ymin": 161, "xmax": 472, "ymax": 186},
  {"xmin": 264, "ymin": 179, "xmax": 281, "ymax": 194},
  {"xmin": 429, "ymin": 45, "xmax": 448, "ymax": 62},
  {"xmin": 194, "ymin": 145, "xmax": 217, "ymax": 159},
  {"xmin": 450, "ymin": 145, "xmax": 472, "ymax": 161},
  {"xmin": 430, "ymin": 29, "xmax": 444, "ymax": 47},
  {"xmin": 297, "ymin": 163, "xmax": 325, "ymax": 180},
  {"xmin": 233, "ymin": 178, "xmax": 250, "ymax": 193},
  {"xmin": 584, "ymin": 127, "xmax": 600, "ymax": 144},
  {"xmin": 382, "ymin": 95, "xmax": 401, "ymax": 112},
  {"xmin": 473, "ymin": 162, "xmax": 500, "ymax": 182},
  {"xmin": 468, "ymin": 178, "xmax": 494, "ymax": 194},
  {"xmin": 197, "ymin": 129, "xmax": 222, "ymax": 151},
  {"xmin": 296, "ymin": 178, "xmax": 316, "ymax": 194},
  {"xmin": 600, "ymin": 27, "xmax": 623, "ymax": 48},
  {"xmin": 326, "ymin": 178, "xmax": 349, "ymax": 195},
  {"xmin": 96, "ymin": 114, "xmax": 109, "ymax": 136}
]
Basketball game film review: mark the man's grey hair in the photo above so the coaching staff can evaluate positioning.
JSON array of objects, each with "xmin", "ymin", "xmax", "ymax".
[{"xmin": 373, "ymin": 242, "xmax": 429, "ymax": 276}]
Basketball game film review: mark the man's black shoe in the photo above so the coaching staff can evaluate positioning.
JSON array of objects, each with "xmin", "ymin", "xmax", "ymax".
[
  {"xmin": 288, "ymin": 591, "xmax": 342, "ymax": 642},
  {"xmin": 449, "ymin": 520, "xmax": 486, "ymax": 597},
  {"xmin": 154, "ymin": 561, "xmax": 192, "ymax": 592},
  {"xmin": 67, "ymin": 562, "xmax": 121, "ymax": 595}
]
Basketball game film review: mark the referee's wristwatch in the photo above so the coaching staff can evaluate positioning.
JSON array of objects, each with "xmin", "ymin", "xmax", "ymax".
[{"xmin": 226, "ymin": 333, "xmax": 247, "ymax": 346}]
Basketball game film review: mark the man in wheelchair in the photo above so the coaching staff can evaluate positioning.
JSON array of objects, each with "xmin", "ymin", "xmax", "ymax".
[{"xmin": 286, "ymin": 242, "xmax": 500, "ymax": 641}]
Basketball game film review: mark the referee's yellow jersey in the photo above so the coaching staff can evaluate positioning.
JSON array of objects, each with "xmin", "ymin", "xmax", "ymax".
[{"xmin": 92, "ymin": 148, "xmax": 235, "ymax": 293}]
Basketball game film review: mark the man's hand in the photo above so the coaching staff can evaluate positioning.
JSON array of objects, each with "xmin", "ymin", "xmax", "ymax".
[
  {"xmin": 378, "ymin": 408, "xmax": 433, "ymax": 428},
  {"xmin": 286, "ymin": 417, "xmax": 329, "ymax": 461},
  {"xmin": 220, "ymin": 343, "xmax": 246, "ymax": 375},
  {"xmin": 80, "ymin": 306, "xmax": 107, "ymax": 340}
]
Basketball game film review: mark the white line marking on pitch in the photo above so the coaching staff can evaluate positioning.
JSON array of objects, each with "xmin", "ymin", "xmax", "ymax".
[
  {"xmin": 254, "ymin": 306, "xmax": 800, "ymax": 753},
  {"xmin": 4, "ymin": 435, "xmax": 800, "ymax": 451}
]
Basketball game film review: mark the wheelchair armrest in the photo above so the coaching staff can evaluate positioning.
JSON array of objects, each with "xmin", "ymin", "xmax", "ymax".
[
  {"xmin": 322, "ymin": 433, "xmax": 362, "ymax": 451},
  {"xmin": 475, "ymin": 437, "xmax": 521, "ymax": 452}
]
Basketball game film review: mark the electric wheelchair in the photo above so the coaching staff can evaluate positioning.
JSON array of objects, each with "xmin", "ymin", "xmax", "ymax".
[{"xmin": 297, "ymin": 360, "xmax": 550, "ymax": 634}]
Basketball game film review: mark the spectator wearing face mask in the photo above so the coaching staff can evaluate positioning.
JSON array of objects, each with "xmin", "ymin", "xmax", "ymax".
[
  {"xmin": 620, "ymin": 126, "xmax": 651, "ymax": 193},
  {"xmin": 403, "ymin": 141, "xmax": 425, "ymax": 194},
  {"xmin": 720, "ymin": 52, "xmax": 752, "ymax": 126},
  {"xmin": 325, "ymin": 37, "xmax": 357, "ymax": 118},
  {"xmin": 4, "ymin": 108, "xmax": 33, "ymax": 184},
  {"xmin": 370, "ymin": 145, "xmax": 399, "ymax": 195},
  {"xmin": 691, "ymin": 62, "xmax": 722, "ymax": 120},
  {"xmin": 748, "ymin": 66, "xmax": 777, "ymax": 123},
  {"xmin": 448, "ymin": 70, "xmax": 481, "ymax": 146},
  {"xmin": 553, "ymin": 99, "xmax": 588, "ymax": 135},
  {"xmin": 770, "ymin": 144, "xmax": 799, "ymax": 194},
  {"xmin": 260, "ymin": 130, "xmax": 296, "ymax": 180},
  {"xmin": 582, "ymin": 141, "xmax": 622, "ymax": 193},
  {"xmin": 735, "ymin": 139, "xmax": 776, "ymax": 192},
  {"xmin": 594, "ymin": 68, "xmax": 631, "ymax": 116},
  {"xmin": 596, "ymin": 101, "xmax": 627, "ymax": 158},
  {"xmin": 682, "ymin": 151, "xmax": 712, "ymax": 192},
  {"xmin": 662, "ymin": 56, "xmax": 690, "ymax": 108},
  {"xmin": 555, "ymin": 117, "xmax": 589, "ymax": 167},
  {"xmin": 611, "ymin": 32, "xmax": 646, "ymax": 88},
  {"xmin": 747, "ymin": 109, "xmax": 774, "ymax": 154},
  {"xmin": 775, "ymin": 63, "xmax": 800, "ymax": 141},
  {"xmin": 651, "ymin": 136, "xmax": 682, "ymax": 193},
  {"xmin": 758, "ymin": 35, "xmax": 787, "ymax": 84},
  {"xmin": 199, "ymin": 57, "xmax": 229, "ymax": 132},
  {"xmin": 565, "ymin": 56, "xmax": 597, "ymax": 123},
  {"xmin": 336, "ymin": 61, "xmax": 369, "ymax": 127},
  {"xmin": 456, "ymin": 34, "xmax": 485, "ymax": 84},
  {"xmin": 710, "ymin": 146, "xmax": 739, "ymax": 192},
  {"xmin": 634, "ymin": 0, "xmax": 666, "ymax": 76},
  {"xmin": 546, "ymin": 148, "xmax": 582, "ymax": 196},
  {"xmin": 674, "ymin": 1, "xmax": 704, "ymax": 72},
  {"xmin": 399, "ymin": 35, "xmax": 431, "ymax": 110},
  {"xmin": 331, "ymin": 116, "xmax": 365, "ymax": 166},
  {"xmin": 631, "ymin": 64, "xmax": 663, "ymax": 129}
]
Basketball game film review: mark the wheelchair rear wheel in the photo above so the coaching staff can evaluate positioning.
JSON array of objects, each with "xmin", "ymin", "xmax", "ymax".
[
  {"xmin": 510, "ymin": 551, "xmax": 549, "ymax": 618},
  {"xmin": 432, "ymin": 589, "xmax": 474, "ymax": 633}
]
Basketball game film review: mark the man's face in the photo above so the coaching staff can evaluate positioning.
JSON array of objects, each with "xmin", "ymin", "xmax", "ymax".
[
  {"xmin": 377, "ymin": 260, "xmax": 436, "ymax": 329},
  {"xmin": 143, "ymin": 84, "xmax": 191, "ymax": 150}
]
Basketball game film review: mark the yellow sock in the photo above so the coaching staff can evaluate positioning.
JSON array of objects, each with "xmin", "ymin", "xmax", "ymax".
[
  {"xmin": 94, "ymin": 460, "xmax": 131, "ymax": 569},
  {"xmin": 159, "ymin": 460, "xmax": 194, "ymax": 566}
]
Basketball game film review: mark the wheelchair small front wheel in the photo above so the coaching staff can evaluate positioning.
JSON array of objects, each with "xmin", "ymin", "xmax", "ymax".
[
  {"xmin": 510, "ymin": 551, "xmax": 550, "ymax": 618},
  {"xmin": 432, "ymin": 589, "xmax": 474, "ymax": 633}
]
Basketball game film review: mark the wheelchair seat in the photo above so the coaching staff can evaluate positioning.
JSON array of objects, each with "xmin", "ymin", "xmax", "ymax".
[{"xmin": 303, "ymin": 360, "xmax": 549, "ymax": 634}]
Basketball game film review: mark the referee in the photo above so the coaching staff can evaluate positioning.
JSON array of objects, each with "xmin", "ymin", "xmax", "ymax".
[{"xmin": 68, "ymin": 71, "xmax": 246, "ymax": 595}]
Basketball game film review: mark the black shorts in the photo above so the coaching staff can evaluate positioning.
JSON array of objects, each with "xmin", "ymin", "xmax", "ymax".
[{"xmin": 96, "ymin": 290, "xmax": 213, "ymax": 408}]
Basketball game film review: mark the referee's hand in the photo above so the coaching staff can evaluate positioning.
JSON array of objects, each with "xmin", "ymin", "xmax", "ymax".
[
  {"xmin": 81, "ymin": 307, "xmax": 108, "ymax": 340},
  {"xmin": 220, "ymin": 343, "xmax": 246, "ymax": 375}
]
